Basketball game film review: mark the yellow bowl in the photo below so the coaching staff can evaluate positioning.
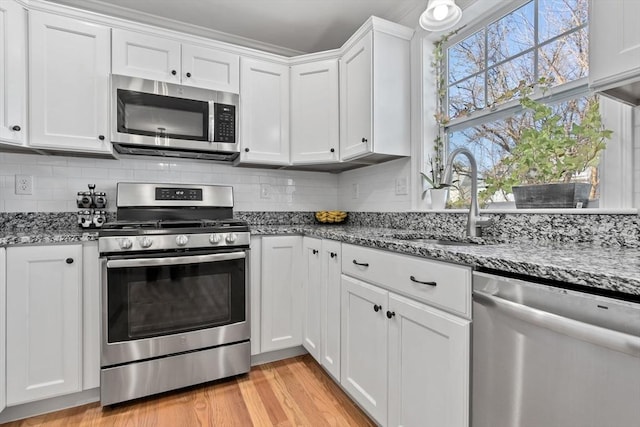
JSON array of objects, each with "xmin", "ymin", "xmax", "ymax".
[{"xmin": 314, "ymin": 210, "xmax": 348, "ymax": 224}]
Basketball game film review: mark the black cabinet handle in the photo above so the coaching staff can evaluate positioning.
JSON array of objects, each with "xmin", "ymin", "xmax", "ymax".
[
  {"xmin": 330, "ymin": 252, "xmax": 336, "ymax": 258},
  {"xmin": 386, "ymin": 310, "xmax": 396, "ymax": 319},
  {"xmin": 312, "ymin": 249, "xmax": 318, "ymax": 255},
  {"xmin": 186, "ymin": 72, "xmax": 191, "ymax": 78},
  {"xmin": 410, "ymin": 275, "xmax": 437, "ymax": 286},
  {"xmin": 361, "ymin": 137, "xmax": 368, "ymax": 143},
  {"xmin": 171, "ymin": 70, "xmax": 177, "ymax": 75},
  {"xmin": 352, "ymin": 259, "xmax": 369, "ymax": 267},
  {"xmin": 330, "ymin": 148, "xmax": 335, "ymax": 153},
  {"xmin": 244, "ymin": 148, "xmax": 250, "ymax": 152},
  {"xmin": 373, "ymin": 304, "xmax": 382, "ymax": 312},
  {"xmin": 98, "ymin": 135, "xmax": 105, "ymax": 141},
  {"xmin": 11, "ymin": 125, "xmax": 21, "ymax": 131},
  {"xmin": 65, "ymin": 258, "xmax": 74, "ymax": 264}
]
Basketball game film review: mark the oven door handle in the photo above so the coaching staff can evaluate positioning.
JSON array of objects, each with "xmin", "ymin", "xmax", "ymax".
[{"xmin": 106, "ymin": 251, "xmax": 246, "ymax": 268}]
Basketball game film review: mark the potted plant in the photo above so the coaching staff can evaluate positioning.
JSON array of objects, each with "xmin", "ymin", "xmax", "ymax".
[
  {"xmin": 421, "ymin": 156, "xmax": 451, "ymax": 210},
  {"xmin": 483, "ymin": 94, "xmax": 613, "ymax": 208}
]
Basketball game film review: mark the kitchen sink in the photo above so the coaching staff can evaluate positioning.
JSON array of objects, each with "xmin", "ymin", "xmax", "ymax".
[{"xmin": 400, "ymin": 238, "xmax": 483, "ymax": 246}]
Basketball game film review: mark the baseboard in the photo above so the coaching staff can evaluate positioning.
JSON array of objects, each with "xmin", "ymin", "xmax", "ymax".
[
  {"xmin": 0, "ymin": 388, "xmax": 100, "ymax": 424},
  {"xmin": 251, "ymin": 345, "xmax": 308, "ymax": 366}
]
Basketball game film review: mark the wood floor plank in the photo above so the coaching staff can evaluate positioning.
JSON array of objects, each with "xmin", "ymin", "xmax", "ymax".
[{"xmin": 2, "ymin": 355, "xmax": 374, "ymax": 427}]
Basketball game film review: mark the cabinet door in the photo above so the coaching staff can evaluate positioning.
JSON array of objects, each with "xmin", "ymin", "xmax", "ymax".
[
  {"xmin": 182, "ymin": 44, "xmax": 239, "ymax": 93},
  {"xmin": 0, "ymin": 0, "xmax": 26, "ymax": 147},
  {"xmin": 320, "ymin": 239, "xmax": 341, "ymax": 381},
  {"xmin": 261, "ymin": 236, "xmax": 302, "ymax": 352},
  {"xmin": 112, "ymin": 29, "xmax": 181, "ymax": 83},
  {"xmin": 239, "ymin": 58, "xmax": 290, "ymax": 165},
  {"xmin": 339, "ymin": 32, "xmax": 372, "ymax": 161},
  {"xmin": 302, "ymin": 237, "xmax": 322, "ymax": 361},
  {"xmin": 340, "ymin": 274, "xmax": 388, "ymax": 425},
  {"xmin": 249, "ymin": 236, "xmax": 262, "ymax": 356},
  {"xmin": 291, "ymin": 59, "xmax": 339, "ymax": 164},
  {"xmin": 0, "ymin": 247, "xmax": 5, "ymax": 414},
  {"xmin": 82, "ymin": 242, "xmax": 100, "ymax": 390},
  {"xmin": 388, "ymin": 293, "xmax": 470, "ymax": 427},
  {"xmin": 6, "ymin": 245, "xmax": 83, "ymax": 405},
  {"xmin": 29, "ymin": 11, "xmax": 111, "ymax": 153},
  {"xmin": 589, "ymin": 0, "xmax": 640, "ymax": 87}
]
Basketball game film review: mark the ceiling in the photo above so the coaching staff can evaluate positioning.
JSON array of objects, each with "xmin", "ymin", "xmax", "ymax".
[{"xmin": 45, "ymin": 0, "xmax": 475, "ymax": 55}]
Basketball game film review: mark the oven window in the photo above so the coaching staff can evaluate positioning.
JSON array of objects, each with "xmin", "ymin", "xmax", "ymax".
[
  {"xmin": 107, "ymin": 257, "xmax": 245, "ymax": 342},
  {"xmin": 117, "ymin": 89, "xmax": 209, "ymax": 141}
]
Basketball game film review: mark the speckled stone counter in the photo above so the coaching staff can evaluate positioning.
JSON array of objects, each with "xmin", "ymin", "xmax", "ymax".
[
  {"xmin": 252, "ymin": 225, "xmax": 640, "ymax": 298},
  {"xmin": 0, "ymin": 229, "xmax": 98, "ymax": 246},
  {"xmin": 2, "ymin": 212, "xmax": 638, "ymax": 298}
]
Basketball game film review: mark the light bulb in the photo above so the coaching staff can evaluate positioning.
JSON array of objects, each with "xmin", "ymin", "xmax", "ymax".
[{"xmin": 432, "ymin": 4, "xmax": 449, "ymax": 21}]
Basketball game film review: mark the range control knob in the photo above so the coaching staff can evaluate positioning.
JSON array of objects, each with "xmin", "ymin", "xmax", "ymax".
[
  {"xmin": 139, "ymin": 237, "xmax": 153, "ymax": 248},
  {"xmin": 209, "ymin": 233, "xmax": 222, "ymax": 244},
  {"xmin": 118, "ymin": 238, "xmax": 133, "ymax": 250},
  {"xmin": 176, "ymin": 235, "xmax": 189, "ymax": 246},
  {"xmin": 225, "ymin": 233, "xmax": 237, "ymax": 244}
]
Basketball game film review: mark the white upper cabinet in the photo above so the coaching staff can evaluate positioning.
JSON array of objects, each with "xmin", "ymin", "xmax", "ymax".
[
  {"xmin": 339, "ymin": 19, "xmax": 413, "ymax": 162},
  {"xmin": 29, "ymin": 11, "xmax": 111, "ymax": 154},
  {"xmin": 112, "ymin": 29, "xmax": 240, "ymax": 93},
  {"xmin": 239, "ymin": 58, "xmax": 290, "ymax": 165},
  {"xmin": 291, "ymin": 59, "xmax": 340, "ymax": 164},
  {"xmin": 0, "ymin": 0, "xmax": 27, "ymax": 147},
  {"xmin": 589, "ymin": 0, "xmax": 640, "ymax": 104}
]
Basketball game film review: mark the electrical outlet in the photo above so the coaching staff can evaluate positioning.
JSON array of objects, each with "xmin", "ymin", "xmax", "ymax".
[
  {"xmin": 352, "ymin": 183, "xmax": 359, "ymax": 199},
  {"xmin": 260, "ymin": 183, "xmax": 272, "ymax": 199},
  {"xmin": 395, "ymin": 177, "xmax": 408, "ymax": 195},
  {"xmin": 15, "ymin": 175, "xmax": 33, "ymax": 195}
]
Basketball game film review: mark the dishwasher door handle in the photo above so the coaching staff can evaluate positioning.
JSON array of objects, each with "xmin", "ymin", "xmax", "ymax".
[{"xmin": 473, "ymin": 290, "xmax": 640, "ymax": 357}]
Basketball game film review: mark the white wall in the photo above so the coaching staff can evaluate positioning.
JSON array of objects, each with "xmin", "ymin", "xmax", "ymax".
[
  {"xmin": 337, "ymin": 158, "xmax": 412, "ymax": 211},
  {"xmin": 0, "ymin": 152, "xmax": 339, "ymax": 212}
]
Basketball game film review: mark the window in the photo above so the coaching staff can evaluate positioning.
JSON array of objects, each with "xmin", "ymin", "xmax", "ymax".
[{"xmin": 440, "ymin": 0, "xmax": 596, "ymax": 208}]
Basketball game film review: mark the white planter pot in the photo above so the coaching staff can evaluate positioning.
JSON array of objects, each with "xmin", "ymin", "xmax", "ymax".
[{"xmin": 429, "ymin": 188, "xmax": 449, "ymax": 210}]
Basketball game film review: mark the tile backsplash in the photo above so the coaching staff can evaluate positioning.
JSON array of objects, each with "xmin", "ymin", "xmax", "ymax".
[{"xmin": 0, "ymin": 152, "xmax": 339, "ymax": 212}]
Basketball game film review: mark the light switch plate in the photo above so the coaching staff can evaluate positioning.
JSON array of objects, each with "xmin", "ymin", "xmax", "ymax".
[{"xmin": 395, "ymin": 177, "xmax": 408, "ymax": 195}]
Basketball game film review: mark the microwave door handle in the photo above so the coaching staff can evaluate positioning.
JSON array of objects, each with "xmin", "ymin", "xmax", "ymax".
[
  {"xmin": 106, "ymin": 251, "xmax": 246, "ymax": 269},
  {"xmin": 209, "ymin": 101, "xmax": 215, "ymax": 142}
]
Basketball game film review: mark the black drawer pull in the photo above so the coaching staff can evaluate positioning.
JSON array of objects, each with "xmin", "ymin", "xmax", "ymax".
[
  {"xmin": 353, "ymin": 260, "xmax": 369, "ymax": 267},
  {"xmin": 65, "ymin": 258, "xmax": 74, "ymax": 264},
  {"xmin": 386, "ymin": 310, "xmax": 396, "ymax": 319},
  {"xmin": 373, "ymin": 304, "xmax": 382, "ymax": 312},
  {"xmin": 312, "ymin": 249, "xmax": 318, "ymax": 255},
  {"xmin": 410, "ymin": 275, "xmax": 436, "ymax": 286},
  {"xmin": 330, "ymin": 252, "xmax": 336, "ymax": 258}
]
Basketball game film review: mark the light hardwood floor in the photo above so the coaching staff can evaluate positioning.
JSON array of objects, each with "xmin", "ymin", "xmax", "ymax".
[{"xmin": 4, "ymin": 355, "xmax": 375, "ymax": 427}]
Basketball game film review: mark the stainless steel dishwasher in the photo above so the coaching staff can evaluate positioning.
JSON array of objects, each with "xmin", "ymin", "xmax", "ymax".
[{"xmin": 472, "ymin": 271, "xmax": 640, "ymax": 427}]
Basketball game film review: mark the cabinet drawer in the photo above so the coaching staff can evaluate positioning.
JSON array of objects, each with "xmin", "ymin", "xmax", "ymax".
[{"xmin": 341, "ymin": 244, "xmax": 471, "ymax": 317}]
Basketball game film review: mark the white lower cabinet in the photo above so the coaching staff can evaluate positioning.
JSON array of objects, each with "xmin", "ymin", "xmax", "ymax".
[
  {"xmin": 260, "ymin": 236, "xmax": 302, "ymax": 352},
  {"xmin": 341, "ymin": 274, "xmax": 389, "ymax": 424},
  {"xmin": 319, "ymin": 239, "xmax": 341, "ymax": 380},
  {"xmin": 302, "ymin": 237, "xmax": 322, "ymax": 360},
  {"xmin": 387, "ymin": 293, "xmax": 470, "ymax": 427},
  {"xmin": 6, "ymin": 244, "xmax": 84, "ymax": 405},
  {"xmin": 341, "ymin": 244, "xmax": 471, "ymax": 427}
]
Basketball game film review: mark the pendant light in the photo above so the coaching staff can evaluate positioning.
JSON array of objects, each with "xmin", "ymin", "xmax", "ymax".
[{"xmin": 419, "ymin": 0, "xmax": 462, "ymax": 31}]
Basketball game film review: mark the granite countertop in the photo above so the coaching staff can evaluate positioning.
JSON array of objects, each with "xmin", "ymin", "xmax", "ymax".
[
  {"xmin": 252, "ymin": 225, "xmax": 640, "ymax": 297},
  {"xmin": 1, "ymin": 225, "xmax": 638, "ymax": 298}
]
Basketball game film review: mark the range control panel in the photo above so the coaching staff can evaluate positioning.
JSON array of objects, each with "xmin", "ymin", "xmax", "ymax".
[{"xmin": 155, "ymin": 187, "xmax": 203, "ymax": 201}]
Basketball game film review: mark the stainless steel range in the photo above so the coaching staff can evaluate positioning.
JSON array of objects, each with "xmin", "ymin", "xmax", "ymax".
[{"xmin": 98, "ymin": 183, "xmax": 250, "ymax": 406}]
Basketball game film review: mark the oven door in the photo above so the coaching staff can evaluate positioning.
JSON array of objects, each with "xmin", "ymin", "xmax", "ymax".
[{"xmin": 101, "ymin": 251, "xmax": 249, "ymax": 367}]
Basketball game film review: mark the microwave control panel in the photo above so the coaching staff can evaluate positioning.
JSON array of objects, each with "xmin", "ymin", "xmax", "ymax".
[{"xmin": 214, "ymin": 103, "xmax": 236, "ymax": 143}]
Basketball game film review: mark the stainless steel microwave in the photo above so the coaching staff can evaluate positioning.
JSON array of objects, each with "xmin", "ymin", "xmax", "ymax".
[{"xmin": 111, "ymin": 75, "xmax": 239, "ymax": 161}]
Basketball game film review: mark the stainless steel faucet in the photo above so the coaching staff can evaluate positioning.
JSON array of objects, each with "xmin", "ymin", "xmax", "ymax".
[{"xmin": 443, "ymin": 148, "xmax": 493, "ymax": 237}]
